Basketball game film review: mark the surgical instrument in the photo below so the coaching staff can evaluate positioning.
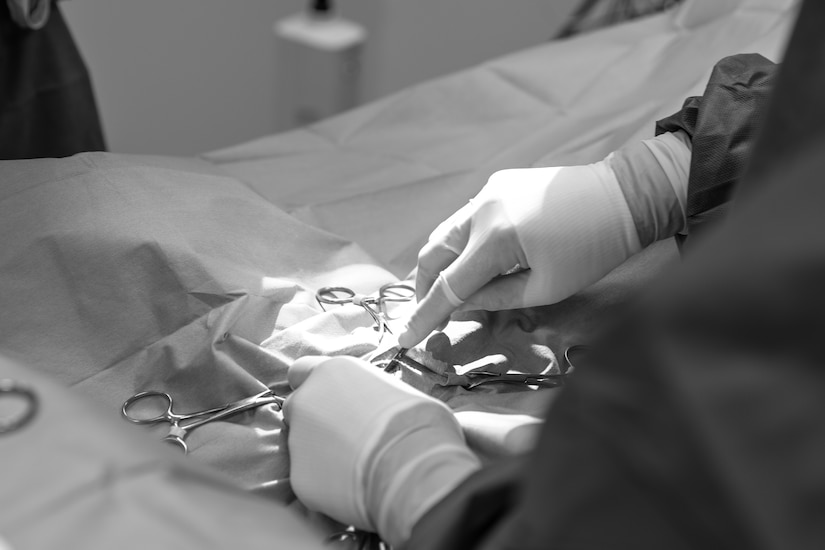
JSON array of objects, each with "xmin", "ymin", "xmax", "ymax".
[
  {"xmin": 459, "ymin": 343, "xmax": 587, "ymax": 387},
  {"xmin": 378, "ymin": 346, "xmax": 408, "ymax": 374},
  {"xmin": 458, "ymin": 369, "xmax": 566, "ymax": 390},
  {"xmin": 327, "ymin": 528, "xmax": 388, "ymax": 550},
  {"xmin": 122, "ymin": 389, "xmax": 284, "ymax": 454},
  {"xmin": 316, "ymin": 282, "xmax": 414, "ymax": 343},
  {"xmin": 0, "ymin": 379, "xmax": 37, "ymax": 434},
  {"xmin": 371, "ymin": 347, "xmax": 569, "ymax": 390},
  {"xmin": 563, "ymin": 344, "xmax": 589, "ymax": 371}
]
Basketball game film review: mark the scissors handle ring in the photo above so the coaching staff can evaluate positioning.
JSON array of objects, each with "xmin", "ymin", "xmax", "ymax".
[
  {"xmin": 316, "ymin": 286, "xmax": 358, "ymax": 305},
  {"xmin": 122, "ymin": 390, "xmax": 174, "ymax": 424},
  {"xmin": 0, "ymin": 379, "xmax": 38, "ymax": 434},
  {"xmin": 378, "ymin": 282, "xmax": 415, "ymax": 303}
]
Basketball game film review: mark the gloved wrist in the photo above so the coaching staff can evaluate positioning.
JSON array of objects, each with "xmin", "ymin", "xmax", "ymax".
[
  {"xmin": 399, "ymin": 156, "xmax": 646, "ymax": 348},
  {"xmin": 479, "ymin": 161, "xmax": 642, "ymax": 306},
  {"xmin": 285, "ymin": 357, "xmax": 478, "ymax": 542},
  {"xmin": 608, "ymin": 130, "xmax": 691, "ymax": 246},
  {"xmin": 366, "ymin": 409, "xmax": 481, "ymax": 548}
]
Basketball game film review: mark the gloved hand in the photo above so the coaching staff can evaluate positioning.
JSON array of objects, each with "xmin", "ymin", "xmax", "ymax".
[
  {"xmin": 398, "ymin": 131, "xmax": 691, "ymax": 349},
  {"xmin": 283, "ymin": 356, "xmax": 481, "ymax": 548},
  {"xmin": 398, "ymin": 162, "xmax": 641, "ymax": 348}
]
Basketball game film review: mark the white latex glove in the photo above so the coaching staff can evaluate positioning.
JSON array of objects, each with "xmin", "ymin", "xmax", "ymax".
[
  {"xmin": 399, "ymin": 161, "xmax": 642, "ymax": 348},
  {"xmin": 283, "ymin": 356, "xmax": 480, "ymax": 548}
]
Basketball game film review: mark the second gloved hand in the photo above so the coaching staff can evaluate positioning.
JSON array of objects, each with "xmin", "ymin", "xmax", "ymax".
[
  {"xmin": 284, "ymin": 356, "xmax": 481, "ymax": 548},
  {"xmin": 399, "ymin": 162, "xmax": 642, "ymax": 348}
]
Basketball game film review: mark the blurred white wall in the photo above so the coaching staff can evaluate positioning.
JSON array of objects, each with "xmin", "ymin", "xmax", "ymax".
[
  {"xmin": 62, "ymin": 0, "xmax": 579, "ymax": 156},
  {"xmin": 356, "ymin": 0, "xmax": 580, "ymax": 100}
]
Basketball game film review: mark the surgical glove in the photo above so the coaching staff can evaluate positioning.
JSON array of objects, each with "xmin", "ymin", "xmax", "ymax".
[
  {"xmin": 399, "ymin": 131, "xmax": 691, "ymax": 349},
  {"xmin": 283, "ymin": 356, "xmax": 481, "ymax": 548},
  {"xmin": 399, "ymin": 161, "xmax": 642, "ymax": 348}
]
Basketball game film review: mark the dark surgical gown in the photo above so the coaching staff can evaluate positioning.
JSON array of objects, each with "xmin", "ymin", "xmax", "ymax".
[
  {"xmin": 405, "ymin": 1, "xmax": 825, "ymax": 548},
  {"xmin": 0, "ymin": 1, "xmax": 105, "ymax": 159}
]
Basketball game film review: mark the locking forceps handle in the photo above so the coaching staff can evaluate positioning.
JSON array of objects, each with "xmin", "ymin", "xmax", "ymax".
[
  {"xmin": 175, "ymin": 390, "xmax": 284, "ymax": 433},
  {"xmin": 121, "ymin": 391, "xmax": 229, "ymax": 425},
  {"xmin": 162, "ymin": 390, "xmax": 285, "ymax": 454},
  {"xmin": 317, "ymin": 286, "xmax": 360, "ymax": 306}
]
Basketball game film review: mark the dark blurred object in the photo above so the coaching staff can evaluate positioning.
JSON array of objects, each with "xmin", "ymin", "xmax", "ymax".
[
  {"xmin": 557, "ymin": 0, "xmax": 684, "ymax": 38},
  {"xmin": 7, "ymin": 0, "xmax": 50, "ymax": 29},
  {"xmin": 409, "ymin": 1, "xmax": 825, "ymax": 547},
  {"xmin": 0, "ymin": 1, "xmax": 105, "ymax": 160},
  {"xmin": 656, "ymin": 53, "xmax": 778, "ymax": 246}
]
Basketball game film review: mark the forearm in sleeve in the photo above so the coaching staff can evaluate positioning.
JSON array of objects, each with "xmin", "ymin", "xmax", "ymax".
[
  {"xmin": 608, "ymin": 130, "xmax": 691, "ymax": 248},
  {"xmin": 655, "ymin": 53, "xmax": 778, "ymax": 242}
]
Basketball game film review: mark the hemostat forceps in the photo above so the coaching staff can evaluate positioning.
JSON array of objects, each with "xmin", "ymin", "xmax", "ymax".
[
  {"xmin": 316, "ymin": 282, "xmax": 415, "ymax": 343},
  {"xmin": 460, "ymin": 345, "xmax": 586, "ymax": 388},
  {"xmin": 122, "ymin": 389, "xmax": 284, "ymax": 454},
  {"xmin": 371, "ymin": 347, "xmax": 571, "ymax": 390},
  {"xmin": 458, "ymin": 370, "xmax": 566, "ymax": 390}
]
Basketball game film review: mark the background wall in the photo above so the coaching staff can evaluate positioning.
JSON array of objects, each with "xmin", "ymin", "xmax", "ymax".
[{"xmin": 62, "ymin": 0, "xmax": 579, "ymax": 156}]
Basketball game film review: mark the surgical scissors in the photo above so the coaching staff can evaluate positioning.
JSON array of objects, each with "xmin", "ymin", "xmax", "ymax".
[
  {"xmin": 121, "ymin": 389, "xmax": 284, "ymax": 454},
  {"xmin": 316, "ymin": 282, "xmax": 415, "ymax": 343}
]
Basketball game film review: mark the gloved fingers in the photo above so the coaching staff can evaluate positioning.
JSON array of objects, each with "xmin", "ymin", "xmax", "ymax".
[
  {"xmin": 457, "ymin": 270, "xmax": 533, "ymax": 311},
  {"xmin": 426, "ymin": 201, "xmax": 475, "ymax": 244},
  {"xmin": 287, "ymin": 355, "xmax": 330, "ymax": 389},
  {"xmin": 415, "ymin": 242, "xmax": 460, "ymax": 304},
  {"xmin": 416, "ymin": 204, "xmax": 474, "ymax": 302},
  {"xmin": 442, "ymin": 226, "xmax": 522, "ymax": 302},
  {"xmin": 286, "ymin": 355, "xmax": 442, "ymax": 432},
  {"xmin": 283, "ymin": 355, "xmax": 380, "ymax": 425},
  {"xmin": 399, "ymin": 275, "xmax": 459, "ymax": 348},
  {"xmin": 399, "ymin": 238, "xmax": 515, "ymax": 348}
]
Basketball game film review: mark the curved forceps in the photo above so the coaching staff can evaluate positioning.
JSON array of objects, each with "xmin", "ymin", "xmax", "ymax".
[
  {"xmin": 316, "ymin": 282, "xmax": 415, "ymax": 343},
  {"xmin": 464, "ymin": 345, "xmax": 588, "ymax": 388},
  {"xmin": 122, "ymin": 389, "xmax": 284, "ymax": 454},
  {"xmin": 563, "ymin": 344, "xmax": 589, "ymax": 371},
  {"xmin": 462, "ymin": 370, "xmax": 566, "ymax": 390}
]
